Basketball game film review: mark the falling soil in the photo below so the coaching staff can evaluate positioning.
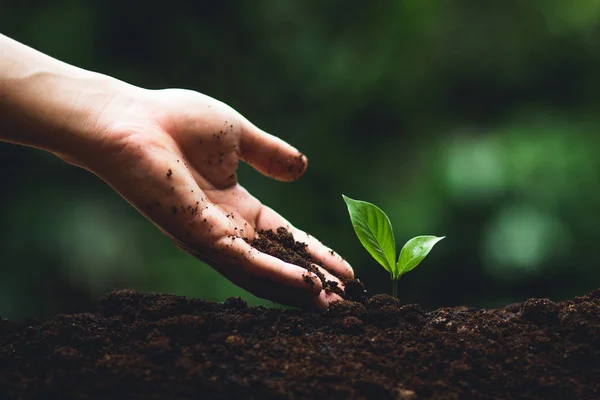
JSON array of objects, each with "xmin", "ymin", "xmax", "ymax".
[{"xmin": 1, "ymin": 229, "xmax": 599, "ymax": 399}]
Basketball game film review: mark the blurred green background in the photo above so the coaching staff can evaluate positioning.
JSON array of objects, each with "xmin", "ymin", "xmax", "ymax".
[{"xmin": 2, "ymin": 0, "xmax": 600, "ymax": 320}]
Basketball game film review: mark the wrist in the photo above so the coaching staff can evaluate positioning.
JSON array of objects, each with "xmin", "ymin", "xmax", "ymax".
[
  {"xmin": 0, "ymin": 34, "xmax": 146, "ymax": 168},
  {"xmin": 48, "ymin": 72, "xmax": 146, "ymax": 168},
  {"xmin": 8, "ymin": 68, "xmax": 147, "ymax": 168}
]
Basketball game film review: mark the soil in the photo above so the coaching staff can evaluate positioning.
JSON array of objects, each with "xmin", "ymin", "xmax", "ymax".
[
  {"xmin": 1, "ymin": 230, "xmax": 599, "ymax": 399},
  {"xmin": 248, "ymin": 227, "xmax": 366, "ymax": 299}
]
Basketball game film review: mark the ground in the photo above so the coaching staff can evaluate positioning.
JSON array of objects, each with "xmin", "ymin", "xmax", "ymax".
[
  {"xmin": 1, "ymin": 229, "xmax": 599, "ymax": 399},
  {"xmin": 0, "ymin": 288, "xmax": 599, "ymax": 399}
]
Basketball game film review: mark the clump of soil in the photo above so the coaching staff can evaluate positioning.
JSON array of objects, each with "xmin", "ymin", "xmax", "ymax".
[
  {"xmin": 248, "ymin": 227, "xmax": 366, "ymax": 300},
  {"xmin": 1, "ymin": 288, "xmax": 599, "ymax": 399}
]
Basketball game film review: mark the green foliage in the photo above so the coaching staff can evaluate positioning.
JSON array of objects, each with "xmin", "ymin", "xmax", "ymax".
[
  {"xmin": 396, "ymin": 236, "xmax": 445, "ymax": 278},
  {"xmin": 341, "ymin": 195, "xmax": 396, "ymax": 273},
  {"xmin": 343, "ymin": 195, "xmax": 444, "ymax": 297}
]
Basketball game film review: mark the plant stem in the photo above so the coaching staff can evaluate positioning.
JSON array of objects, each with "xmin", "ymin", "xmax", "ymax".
[{"xmin": 392, "ymin": 278, "xmax": 399, "ymax": 299}]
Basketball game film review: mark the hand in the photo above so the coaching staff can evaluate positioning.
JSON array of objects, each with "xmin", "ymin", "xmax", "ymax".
[
  {"xmin": 77, "ymin": 87, "xmax": 354, "ymax": 309},
  {"xmin": 0, "ymin": 35, "xmax": 353, "ymax": 308}
]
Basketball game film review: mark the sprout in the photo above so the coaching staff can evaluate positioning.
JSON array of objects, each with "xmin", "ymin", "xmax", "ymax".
[{"xmin": 342, "ymin": 195, "xmax": 444, "ymax": 298}]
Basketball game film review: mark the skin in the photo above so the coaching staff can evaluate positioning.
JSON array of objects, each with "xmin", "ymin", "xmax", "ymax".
[{"xmin": 0, "ymin": 34, "xmax": 354, "ymax": 309}]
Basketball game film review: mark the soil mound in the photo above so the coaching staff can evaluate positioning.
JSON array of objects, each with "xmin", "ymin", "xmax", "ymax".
[{"xmin": 1, "ymin": 288, "xmax": 599, "ymax": 399}]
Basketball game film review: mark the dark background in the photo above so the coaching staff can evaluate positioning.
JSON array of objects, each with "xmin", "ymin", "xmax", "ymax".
[{"xmin": 2, "ymin": 0, "xmax": 600, "ymax": 320}]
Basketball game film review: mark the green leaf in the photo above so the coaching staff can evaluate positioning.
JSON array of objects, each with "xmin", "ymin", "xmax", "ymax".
[
  {"xmin": 342, "ymin": 195, "xmax": 396, "ymax": 273},
  {"xmin": 395, "ymin": 236, "xmax": 445, "ymax": 278}
]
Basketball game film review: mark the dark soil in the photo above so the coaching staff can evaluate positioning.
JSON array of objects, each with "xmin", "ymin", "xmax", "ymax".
[
  {"xmin": 248, "ymin": 227, "xmax": 365, "ymax": 299},
  {"xmin": 1, "ymin": 289, "xmax": 600, "ymax": 399},
  {"xmin": 1, "ymin": 229, "xmax": 599, "ymax": 399}
]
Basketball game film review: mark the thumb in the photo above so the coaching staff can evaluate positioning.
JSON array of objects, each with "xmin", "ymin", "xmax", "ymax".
[{"xmin": 239, "ymin": 116, "xmax": 307, "ymax": 182}]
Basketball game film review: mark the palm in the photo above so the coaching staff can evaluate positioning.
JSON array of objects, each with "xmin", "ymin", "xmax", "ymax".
[{"xmin": 94, "ymin": 88, "xmax": 352, "ymax": 309}]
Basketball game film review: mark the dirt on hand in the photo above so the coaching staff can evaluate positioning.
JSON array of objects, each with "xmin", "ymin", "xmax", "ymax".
[{"xmin": 247, "ymin": 227, "xmax": 366, "ymax": 300}]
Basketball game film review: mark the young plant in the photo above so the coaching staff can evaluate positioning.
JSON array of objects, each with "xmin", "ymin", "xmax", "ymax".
[{"xmin": 342, "ymin": 195, "xmax": 444, "ymax": 298}]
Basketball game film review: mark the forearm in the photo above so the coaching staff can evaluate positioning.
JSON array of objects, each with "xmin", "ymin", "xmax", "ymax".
[{"xmin": 0, "ymin": 34, "xmax": 134, "ymax": 161}]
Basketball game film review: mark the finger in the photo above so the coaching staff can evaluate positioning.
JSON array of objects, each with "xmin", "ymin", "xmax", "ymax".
[
  {"xmin": 313, "ymin": 264, "xmax": 345, "ymax": 292},
  {"xmin": 319, "ymin": 291, "xmax": 344, "ymax": 308},
  {"xmin": 212, "ymin": 235, "xmax": 323, "ymax": 296},
  {"xmin": 227, "ymin": 272, "xmax": 342, "ymax": 310},
  {"xmin": 289, "ymin": 228, "xmax": 354, "ymax": 280},
  {"xmin": 239, "ymin": 116, "xmax": 307, "ymax": 182},
  {"xmin": 256, "ymin": 206, "xmax": 355, "ymax": 280}
]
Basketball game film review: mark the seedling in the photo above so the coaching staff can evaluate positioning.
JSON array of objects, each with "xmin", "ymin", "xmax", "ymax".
[{"xmin": 342, "ymin": 195, "xmax": 444, "ymax": 298}]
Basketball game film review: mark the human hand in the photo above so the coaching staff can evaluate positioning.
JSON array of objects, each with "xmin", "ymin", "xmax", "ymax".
[
  {"xmin": 77, "ymin": 87, "xmax": 353, "ymax": 309},
  {"xmin": 0, "ymin": 34, "xmax": 353, "ymax": 308}
]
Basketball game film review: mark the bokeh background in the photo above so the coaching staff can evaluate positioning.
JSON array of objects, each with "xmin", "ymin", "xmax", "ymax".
[{"xmin": 2, "ymin": 0, "xmax": 600, "ymax": 320}]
